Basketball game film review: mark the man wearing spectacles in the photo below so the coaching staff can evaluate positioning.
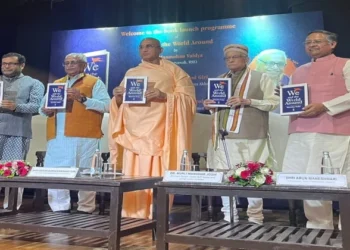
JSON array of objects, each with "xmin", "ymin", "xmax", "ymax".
[
  {"xmin": 39, "ymin": 53, "xmax": 110, "ymax": 214},
  {"xmin": 109, "ymin": 37, "xmax": 196, "ymax": 219},
  {"xmin": 0, "ymin": 52, "xmax": 44, "ymax": 210},
  {"xmin": 255, "ymin": 49, "xmax": 289, "ymax": 86},
  {"xmin": 203, "ymin": 44, "xmax": 279, "ymax": 225},
  {"xmin": 282, "ymin": 30, "xmax": 350, "ymax": 230}
]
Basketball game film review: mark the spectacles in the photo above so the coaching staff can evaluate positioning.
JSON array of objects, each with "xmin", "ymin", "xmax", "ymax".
[
  {"xmin": 62, "ymin": 61, "xmax": 82, "ymax": 67},
  {"xmin": 224, "ymin": 55, "xmax": 246, "ymax": 61},
  {"xmin": 303, "ymin": 40, "xmax": 328, "ymax": 46},
  {"xmin": 139, "ymin": 44, "xmax": 160, "ymax": 49},
  {"xmin": 1, "ymin": 62, "xmax": 20, "ymax": 67},
  {"xmin": 258, "ymin": 59, "xmax": 286, "ymax": 68}
]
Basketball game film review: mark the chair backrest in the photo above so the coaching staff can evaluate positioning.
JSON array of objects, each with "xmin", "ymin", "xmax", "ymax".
[
  {"xmin": 191, "ymin": 113, "xmax": 212, "ymax": 154},
  {"xmin": 268, "ymin": 112, "xmax": 289, "ymax": 171},
  {"xmin": 35, "ymin": 151, "xmax": 46, "ymax": 167},
  {"xmin": 28, "ymin": 115, "xmax": 47, "ymax": 165}
]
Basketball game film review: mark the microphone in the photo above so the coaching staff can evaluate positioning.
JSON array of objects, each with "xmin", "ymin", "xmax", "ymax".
[
  {"xmin": 218, "ymin": 128, "xmax": 229, "ymax": 140},
  {"xmin": 226, "ymin": 72, "xmax": 232, "ymax": 78}
]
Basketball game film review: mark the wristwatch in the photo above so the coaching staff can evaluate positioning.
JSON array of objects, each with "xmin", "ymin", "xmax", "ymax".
[{"xmin": 80, "ymin": 95, "xmax": 87, "ymax": 103}]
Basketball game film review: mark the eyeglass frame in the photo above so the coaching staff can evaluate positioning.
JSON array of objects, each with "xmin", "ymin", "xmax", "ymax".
[
  {"xmin": 258, "ymin": 59, "xmax": 286, "ymax": 68},
  {"xmin": 224, "ymin": 55, "xmax": 247, "ymax": 61},
  {"xmin": 303, "ymin": 39, "xmax": 330, "ymax": 46},
  {"xmin": 139, "ymin": 44, "xmax": 161, "ymax": 50},
  {"xmin": 62, "ymin": 61, "xmax": 85, "ymax": 67},
  {"xmin": 1, "ymin": 62, "xmax": 21, "ymax": 67}
]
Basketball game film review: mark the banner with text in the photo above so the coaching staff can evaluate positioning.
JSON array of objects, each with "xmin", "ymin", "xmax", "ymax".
[{"xmin": 49, "ymin": 11, "xmax": 323, "ymax": 112}]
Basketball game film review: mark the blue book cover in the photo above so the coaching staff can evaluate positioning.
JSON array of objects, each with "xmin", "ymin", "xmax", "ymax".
[
  {"xmin": 280, "ymin": 83, "xmax": 308, "ymax": 115},
  {"xmin": 45, "ymin": 83, "xmax": 67, "ymax": 109},
  {"xmin": 123, "ymin": 76, "xmax": 148, "ymax": 104},
  {"xmin": 207, "ymin": 78, "xmax": 231, "ymax": 107}
]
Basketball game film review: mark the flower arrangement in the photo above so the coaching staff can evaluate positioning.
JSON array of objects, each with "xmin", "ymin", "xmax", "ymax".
[
  {"xmin": 0, "ymin": 160, "xmax": 32, "ymax": 178},
  {"xmin": 225, "ymin": 161, "xmax": 274, "ymax": 187}
]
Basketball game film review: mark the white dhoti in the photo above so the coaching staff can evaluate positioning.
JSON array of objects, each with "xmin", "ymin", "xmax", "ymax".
[
  {"xmin": 207, "ymin": 137, "xmax": 271, "ymax": 224},
  {"xmin": 47, "ymin": 189, "xmax": 96, "ymax": 213},
  {"xmin": 283, "ymin": 132, "xmax": 350, "ymax": 229},
  {"xmin": 45, "ymin": 136, "xmax": 99, "ymax": 213}
]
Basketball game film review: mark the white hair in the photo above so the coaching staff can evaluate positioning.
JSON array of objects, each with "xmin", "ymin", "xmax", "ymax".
[
  {"xmin": 256, "ymin": 49, "xmax": 287, "ymax": 62},
  {"xmin": 65, "ymin": 53, "xmax": 87, "ymax": 63}
]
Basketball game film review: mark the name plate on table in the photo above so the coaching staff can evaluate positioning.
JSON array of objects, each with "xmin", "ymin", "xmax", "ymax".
[
  {"xmin": 280, "ymin": 83, "xmax": 308, "ymax": 116},
  {"xmin": 123, "ymin": 76, "xmax": 148, "ymax": 104},
  {"xmin": 45, "ymin": 83, "xmax": 67, "ymax": 109},
  {"xmin": 276, "ymin": 173, "xmax": 348, "ymax": 188},
  {"xmin": 207, "ymin": 78, "xmax": 231, "ymax": 107},
  {"xmin": 27, "ymin": 167, "xmax": 79, "ymax": 178},
  {"xmin": 163, "ymin": 171, "xmax": 223, "ymax": 183}
]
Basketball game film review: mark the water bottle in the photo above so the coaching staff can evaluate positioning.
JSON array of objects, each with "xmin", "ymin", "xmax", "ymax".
[
  {"xmin": 321, "ymin": 151, "xmax": 339, "ymax": 174},
  {"xmin": 91, "ymin": 149, "xmax": 102, "ymax": 177},
  {"xmin": 180, "ymin": 150, "xmax": 191, "ymax": 171}
]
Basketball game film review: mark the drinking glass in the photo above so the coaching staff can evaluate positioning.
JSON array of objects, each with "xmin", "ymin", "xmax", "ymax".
[{"xmin": 321, "ymin": 167, "xmax": 341, "ymax": 175}]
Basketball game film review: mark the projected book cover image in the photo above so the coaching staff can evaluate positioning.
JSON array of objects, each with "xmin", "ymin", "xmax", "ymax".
[
  {"xmin": 207, "ymin": 78, "xmax": 231, "ymax": 107},
  {"xmin": 280, "ymin": 83, "xmax": 308, "ymax": 115},
  {"xmin": 84, "ymin": 50, "xmax": 110, "ymax": 87}
]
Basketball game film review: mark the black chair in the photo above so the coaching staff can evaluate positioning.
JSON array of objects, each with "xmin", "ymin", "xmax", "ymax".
[
  {"xmin": 99, "ymin": 152, "xmax": 110, "ymax": 215},
  {"xmin": 35, "ymin": 151, "xmax": 46, "ymax": 167}
]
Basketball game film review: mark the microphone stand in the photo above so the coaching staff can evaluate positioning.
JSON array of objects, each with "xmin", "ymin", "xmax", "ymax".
[
  {"xmin": 219, "ymin": 128, "xmax": 239, "ymax": 223},
  {"xmin": 218, "ymin": 129, "xmax": 232, "ymax": 170}
]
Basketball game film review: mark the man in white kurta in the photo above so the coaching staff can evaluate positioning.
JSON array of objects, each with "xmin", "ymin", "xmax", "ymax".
[
  {"xmin": 204, "ymin": 44, "xmax": 279, "ymax": 224},
  {"xmin": 40, "ymin": 53, "xmax": 110, "ymax": 213},
  {"xmin": 282, "ymin": 30, "xmax": 350, "ymax": 230}
]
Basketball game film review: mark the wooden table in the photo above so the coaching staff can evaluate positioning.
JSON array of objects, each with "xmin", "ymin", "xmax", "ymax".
[
  {"xmin": 156, "ymin": 182, "xmax": 350, "ymax": 250},
  {"xmin": 0, "ymin": 175, "xmax": 161, "ymax": 250}
]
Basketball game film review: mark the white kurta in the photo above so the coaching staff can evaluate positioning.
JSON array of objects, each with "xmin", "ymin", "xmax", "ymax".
[
  {"xmin": 40, "ymin": 74, "xmax": 110, "ymax": 212},
  {"xmin": 283, "ymin": 60, "xmax": 350, "ymax": 229},
  {"xmin": 208, "ymin": 70, "xmax": 280, "ymax": 170},
  {"xmin": 207, "ymin": 69, "xmax": 279, "ymax": 224}
]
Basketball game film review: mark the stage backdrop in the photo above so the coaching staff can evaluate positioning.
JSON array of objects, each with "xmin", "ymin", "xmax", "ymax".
[{"xmin": 49, "ymin": 11, "xmax": 323, "ymax": 112}]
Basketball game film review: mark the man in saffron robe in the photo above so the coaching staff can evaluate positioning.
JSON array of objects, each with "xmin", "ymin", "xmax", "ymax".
[
  {"xmin": 204, "ymin": 44, "xmax": 279, "ymax": 225},
  {"xmin": 109, "ymin": 37, "xmax": 196, "ymax": 219},
  {"xmin": 282, "ymin": 30, "xmax": 350, "ymax": 230}
]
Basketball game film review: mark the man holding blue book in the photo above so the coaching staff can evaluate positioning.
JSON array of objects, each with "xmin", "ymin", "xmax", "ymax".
[
  {"xmin": 203, "ymin": 44, "xmax": 279, "ymax": 224},
  {"xmin": 40, "ymin": 53, "xmax": 110, "ymax": 214}
]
